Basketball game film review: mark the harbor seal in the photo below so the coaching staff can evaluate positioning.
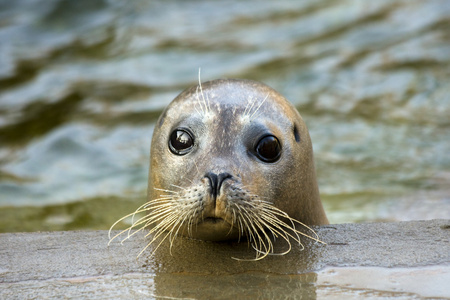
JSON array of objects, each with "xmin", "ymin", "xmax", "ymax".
[{"xmin": 110, "ymin": 79, "xmax": 328, "ymax": 260}]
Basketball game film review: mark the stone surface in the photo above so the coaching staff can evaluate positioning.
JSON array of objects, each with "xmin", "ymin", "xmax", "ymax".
[{"xmin": 0, "ymin": 219, "xmax": 449, "ymax": 299}]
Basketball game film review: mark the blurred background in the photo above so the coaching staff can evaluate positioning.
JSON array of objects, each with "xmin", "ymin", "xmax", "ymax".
[{"xmin": 0, "ymin": 0, "xmax": 449, "ymax": 232}]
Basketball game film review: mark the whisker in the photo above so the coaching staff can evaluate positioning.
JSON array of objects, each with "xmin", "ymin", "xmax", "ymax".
[
  {"xmin": 240, "ymin": 206, "xmax": 273, "ymax": 258},
  {"xmin": 195, "ymin": 85, "xmax": 205, "ymax": 115},
  {"xmin": 138, "ymin": 216, "xmax": 179, "ymax": 258},
  {"xmin": 154, "ymin": 187, "xmax": 180, "ymax": 194},
  {"xmin": 244, "ymin": 95, "xmax": 257, "ymax": 118},
  {"xmin": 110, "ymin": 182, "xmax": 324, "ymax": 261},
  {"xmin": 228, "ymin": 195, "xmax": 325, "ymax": 261},
  {"xmin": 170, "ymin": 184, "xmax": 187, "ymax": 191},
  {"xmin": 259, "ymin": 203, "xmax": 323, "ymax": 243},
  {"xmin": 248, "ymin": 93, "xmax": 269, "ymax": 121},
  {"xmin": 197, "ymin": 68, "xmax": 210, "ymax": 114}
]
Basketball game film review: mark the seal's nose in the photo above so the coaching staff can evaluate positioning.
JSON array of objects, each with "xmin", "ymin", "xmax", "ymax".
[{"xmin": 205, "ymin": 172, "xmax": 232, "ymax": 198}]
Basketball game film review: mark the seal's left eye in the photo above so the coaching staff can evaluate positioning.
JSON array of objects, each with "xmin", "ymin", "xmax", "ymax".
[
  {"xmin": 255, "ymin": 135, "xmax": 281, "ymax": 163},
  {"xmin": 169, "ymin": 128, "xmax": 194, "ymax": 155}
]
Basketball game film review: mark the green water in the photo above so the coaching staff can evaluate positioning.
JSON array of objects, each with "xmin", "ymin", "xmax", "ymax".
[{"xmin": 0, "ymin": 0, "xmax": 449, "ymax": 232}]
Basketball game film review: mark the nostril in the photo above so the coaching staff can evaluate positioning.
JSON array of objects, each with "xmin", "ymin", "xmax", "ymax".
[
  {"xmin": 205, "ymin": 172, "xmax": 218, "ymax": 196},
  {"xmin": 217, "ymin": 172, "xmax": 232, "ymax": 194},
  {"xmin": 205, "ymin": 172, "xmax": 232, "ymax": 198}
]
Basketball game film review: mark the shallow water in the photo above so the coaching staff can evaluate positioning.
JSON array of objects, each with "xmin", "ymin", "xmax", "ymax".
[
  {"xmin": 136, "ymin": 265, "xmax": 450, "ymax": 299},
  {"xmin": 0, "ymin": 0, "xmax": 449, "ymax": 232}
]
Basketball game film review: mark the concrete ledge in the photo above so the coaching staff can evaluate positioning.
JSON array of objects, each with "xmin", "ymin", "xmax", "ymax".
[{"xmin": 1, "ymin": 219, "xmax": 449, "ymax": 299}]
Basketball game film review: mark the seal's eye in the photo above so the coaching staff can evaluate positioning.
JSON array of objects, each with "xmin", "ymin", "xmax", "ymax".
[
  {"xmin": 169, "ymin": 128, "xmax": 194, "ymax": 155},
  {"xmin": 255, "ymin": 135, "xmax": 281, "ymax": 163}
]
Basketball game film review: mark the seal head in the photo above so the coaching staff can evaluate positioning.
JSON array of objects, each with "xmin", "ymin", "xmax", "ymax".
[{"xmin": 148, "ymin": 79, "xmax": 328, "ymax": 242}]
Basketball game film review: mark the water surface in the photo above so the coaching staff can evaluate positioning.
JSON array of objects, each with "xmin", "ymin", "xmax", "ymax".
[{"xmin": 0, "ymin": 0, "xmax": 449, "ymax": 232}]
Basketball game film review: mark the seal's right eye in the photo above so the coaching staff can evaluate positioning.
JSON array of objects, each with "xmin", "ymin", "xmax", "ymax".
[{"xmin": 169, "ymin": 128, "xmax": 194, "ymax": 155}]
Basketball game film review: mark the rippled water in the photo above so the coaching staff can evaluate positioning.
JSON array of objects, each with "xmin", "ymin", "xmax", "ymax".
[{"xmin": 0, "ymin": 0, "xmax": 449, "ymax": 232}]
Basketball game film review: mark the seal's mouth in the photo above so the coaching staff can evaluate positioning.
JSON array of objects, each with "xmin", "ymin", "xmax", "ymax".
[{"xmin": 203, "ymin": 217, "xmax": 224, "ymax": 224}]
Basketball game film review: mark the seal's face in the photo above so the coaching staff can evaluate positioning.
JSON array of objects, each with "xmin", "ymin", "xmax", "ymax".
[
  {"xmin": 110, "ymin": 79, "xmax": 327, "ymax": 260},
  {"xmin": 150, "ymin": 79, "xmax": 326, "ymax": 238}
]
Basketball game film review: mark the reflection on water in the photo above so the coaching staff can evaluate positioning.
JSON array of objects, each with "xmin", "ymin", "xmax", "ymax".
[
  {"xmin": 0, "ymin": 0, "xmax": 450, "ymax": 231},
  {"xmin": 149, "ymin": 266, "xmax": 450, "ymax": 299},
  {"xmin": 147, "ymin": 265, "xmax": 449, "ymax": 299},
  {"xmin": 152, "ymin": 272, "xmax": 318, "ymax": 299}
]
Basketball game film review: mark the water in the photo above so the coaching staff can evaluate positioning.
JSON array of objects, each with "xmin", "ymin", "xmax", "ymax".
[
  {"xmin": 0, "ymin": 0, "xmax": 449, "ymax": 232},
  {"xmin": 73, "ymin": 266, "xmax": 447, "ymax": 299}
]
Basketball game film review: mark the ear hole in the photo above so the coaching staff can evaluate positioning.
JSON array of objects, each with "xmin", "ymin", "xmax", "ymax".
[{"xmin": 293, "ymin": 124, "xmax": 300, "ymax": 143}]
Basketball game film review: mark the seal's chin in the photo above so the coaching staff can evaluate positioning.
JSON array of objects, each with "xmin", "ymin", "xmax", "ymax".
[{"xmin": 187, "ymin": 217, "xmax": 240, "ymax": 241}]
